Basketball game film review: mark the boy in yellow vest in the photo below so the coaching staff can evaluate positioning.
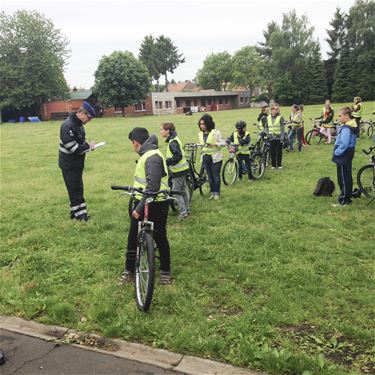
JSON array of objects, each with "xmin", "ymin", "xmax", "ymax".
[
  {"xmin": 119, "ymin": 127, "xmax": 172, "ymax": 285},
  {"xmin": 226, "ymin": 120, "xmax": 255, "ymax": 180},
  {"xmin": 160, "ymin": 122, "xmax": 190, "ymax": 220}
]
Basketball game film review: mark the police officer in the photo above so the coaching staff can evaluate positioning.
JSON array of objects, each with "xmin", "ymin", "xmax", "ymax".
[{"xmin": 58, "ymin": 101, "xmax": 96, "ymax": 221}]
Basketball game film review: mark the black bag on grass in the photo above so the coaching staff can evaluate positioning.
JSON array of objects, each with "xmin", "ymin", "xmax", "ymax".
[{"xmin": 313, "ymin": 177, "xmax": 335, "ymax": 196}]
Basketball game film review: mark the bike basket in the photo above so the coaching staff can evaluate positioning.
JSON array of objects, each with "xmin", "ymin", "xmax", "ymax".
[{"xmin": 184, "ymin": 143, "xmax": 198, "ymax": 162}]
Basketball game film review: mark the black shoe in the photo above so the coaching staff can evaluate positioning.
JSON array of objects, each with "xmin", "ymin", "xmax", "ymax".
[
  {"xmin": 0, "ymin": 350, "xmax": 5, "ymax": 365},
  {"xmin": 76, "ymin": 214, "xmax": 90, "ymax": 222},
  {"xmin": 352, "ymin": 188, "xmax": 361, "ymax": 198}
]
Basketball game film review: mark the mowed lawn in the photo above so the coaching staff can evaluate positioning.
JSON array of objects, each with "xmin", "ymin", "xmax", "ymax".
[{"xmin": 1, "ymin": 103, "xmax": 374, "ymax": 375}]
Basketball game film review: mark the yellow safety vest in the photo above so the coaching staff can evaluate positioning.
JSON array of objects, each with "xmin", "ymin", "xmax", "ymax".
[
  {"xmin": 166, "ymin": 136, "xmax": 189, "ymax": 173},
  {"xmin": 352, "ymin": 103, "xmax": 362, "ymax": 118},
  {"xmin": 233, "ymin": 131, "xmax": 250, "ymax": 154},
  {"xmin": 134, "ymin": 149, "xmax": 169, "ymax": 201},
  {"xmin": 199, "ymin": 130, "xmax": 216, "ymax": 155},
  {"xmin": 267, "ymin": 114, "xmax": 282, "ymax": 135},
  {"xmin": 290, "ymin": 112, "xmax": 302, "ymax": 127}
]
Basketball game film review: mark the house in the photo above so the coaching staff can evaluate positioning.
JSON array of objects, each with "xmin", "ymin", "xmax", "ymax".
[
  {"xmin": 40, "ymin": 90, "xmax": 94, "ymax": 121},
  {"xmin": 166, "ymin": 80, "xmax": 199, "ymax": 92}
]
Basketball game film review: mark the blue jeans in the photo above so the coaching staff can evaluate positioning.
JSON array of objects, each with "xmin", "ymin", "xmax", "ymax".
[
  {"xmin": 202, "ymin": 155, "xmax": 222, "ymax": 194},
  {"xmin": 288, "ymin": 127, "xmax": 303, "ymax": 152}
]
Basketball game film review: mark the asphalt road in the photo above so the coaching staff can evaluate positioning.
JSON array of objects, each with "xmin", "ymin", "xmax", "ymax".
[{"xmin": 0, "ymin": 329, "xmax": 185, "ymax": 375}]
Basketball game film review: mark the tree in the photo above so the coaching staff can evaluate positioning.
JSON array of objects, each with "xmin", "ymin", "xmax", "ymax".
[
  {"xmin": 258, "ymin": 10, "xmax": 325, "ymax": 104},
  {"xmin": 325, "ymin": 8, "xmax": 347, "ymax": 98},
  {"xmin": 0, "ymin": 10, "xmax": 69, "ymax": 116},
  {"xmin": 139, "ymin": 35, "xmax": 161, "ymax": 91},
  {"xmin": 154, "ymin": 35, "xmax": 185, "ymax": 90},
  {"xmin": 196, "ymin": 52, "xmax": 232, "ymax": 91},
  {"xmin": 93, "ymin": 51, "xmax": 151, "ymax": 116},
  {"xmin": 231, "ymin": 46, "xmax": 264, "ymax": 99}
]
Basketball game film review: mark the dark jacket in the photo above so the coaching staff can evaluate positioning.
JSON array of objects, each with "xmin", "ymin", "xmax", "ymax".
[
  {"xmin": 58, "ymin": 113, "xmax": 90, "ymax": 170},
  {"xmin": 317, "ymin": 108, "xmax": 334, "ymax": 124},
  {"xmin": 165, "ymin": 131, "xmax": 188, "ymax": 178},
  {"xmin": 135, "ymin": 135, "xmax": 168, "ymax": 214},
  {"xmin": 226, "ymin": 131, "xmax": 250, "ymax": 146}
]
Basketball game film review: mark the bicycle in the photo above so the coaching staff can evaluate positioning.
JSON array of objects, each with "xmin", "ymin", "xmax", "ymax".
[
  {"xmin": 183, "ymin": 143, "xmax": 211, "ymax": 196},
  {"xmin": 111, "ymin": 185, "xmax": 181, "ymax": 312},
  {"xmin": 357, "ymin": 146, "xmax": 375, "ymax": 202},
  {"xmin": 359, "ymin": 119, "xmax": 374, "ymax": 137},
  {"xmin": 305, "ymin": 119, "xmax": 338, "ymax": 145},
  {"xmin": 249, "ymin": 130, "xmax": 268, "ymax": 179}
]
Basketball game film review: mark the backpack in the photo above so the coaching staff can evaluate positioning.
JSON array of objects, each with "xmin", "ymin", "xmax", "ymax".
[{"xmin": 313, "ymin": 177, "xmax": 335, "ymax": 196}]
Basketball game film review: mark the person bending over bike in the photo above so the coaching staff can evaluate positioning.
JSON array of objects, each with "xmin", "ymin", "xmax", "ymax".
[
  {"xmin": 317, "ymin": 100, "xmax": 335, "ymax": 144},
  {"xmin": 198, "ymin": 114, "xmax": 226, "ymax": 200},
  {"xmin": 265, "ymin": 104, "xmax": 286, "ymax": 169},
  {"xmin": 226, "ymin": 120, "xmax": 255, "ymax": 181},
  {"xmin": 332, "ymin": 107, "xmax": 358, "ymax": 206},
  {"xmin": 119, "ymin": 127, "xmax": 172, "ymax": 285},
  {"xmin": 160, "ymin": 122, "xmax": 190, "ymax": 220}
]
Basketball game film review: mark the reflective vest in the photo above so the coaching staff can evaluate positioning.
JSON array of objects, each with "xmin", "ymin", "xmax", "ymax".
[
  {"xmin": 166, "ymin": 136, "xmax": 189, "ymax": 173},
  {"xmin": 267, "ymin": 114, "xmax": 282, "ymax": 135},
  {"xmin": 134, "ymin": 149, "xmax": 169, "ymax": 201},
  {"xmin": 290, "ymin": 112, "xmax": 302, "ymax": 127},
  {"xmin": 233, "ymin": 131, "xmax": 250, "ymax": 154},
  {"xmin": 199, "ymin": 130, "xmax": 216, "ymax": 155},
  {"xmin": 352, "ymin": 103, "xmax": 362, "ymax": 118}
]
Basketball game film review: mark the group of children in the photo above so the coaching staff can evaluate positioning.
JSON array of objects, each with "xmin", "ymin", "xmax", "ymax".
[{"xmin": 120, "ymin": 100, "xmax": 363, "ymax": 285}]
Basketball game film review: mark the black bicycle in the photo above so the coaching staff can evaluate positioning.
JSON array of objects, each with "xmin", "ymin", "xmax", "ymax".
[
  {"xmin": 357, "ymin": 146, "xmax": 375, "ymax": 201},
  {"xmin": 359, "ymin": 119, "xmax": 374, "ymax": 137},
  {"xmin": 112, "ymin": 185, "xmax": 181, "ymax": 312},
  {"xmin": 249, "ymin": 131, "xmax": 268, "ymax": 179},
  {"xmin": 183, "ymin": 143, "xmax": 210, "ymax": 196}
]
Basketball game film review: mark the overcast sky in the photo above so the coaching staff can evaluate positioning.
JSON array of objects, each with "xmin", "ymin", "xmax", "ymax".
[{"xmin": 2, "ymin": 0, "xmax": 355, "ymax": 89}]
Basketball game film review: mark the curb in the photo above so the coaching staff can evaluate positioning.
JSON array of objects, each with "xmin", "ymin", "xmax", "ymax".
[{"xmin": 0, "ymin": 316, "xmax": 263, "ymax": 375}]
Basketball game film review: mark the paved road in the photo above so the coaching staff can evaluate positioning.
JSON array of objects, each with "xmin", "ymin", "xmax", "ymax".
[{"xmin": 0, "ymin": 329, "xmax": 185, "ymax": 375}]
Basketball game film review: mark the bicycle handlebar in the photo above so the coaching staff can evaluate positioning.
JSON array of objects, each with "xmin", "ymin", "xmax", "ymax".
[
  {"xmin": 362, "ymin": 146, "xmax": 375, "ymax": 155},
  {"xmin": 111, "ymin": 185, "xmax": 183, "ymax": 196}
]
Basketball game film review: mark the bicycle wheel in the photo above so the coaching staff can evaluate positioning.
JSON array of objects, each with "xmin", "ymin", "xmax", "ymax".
[
  {"xmin": 128, "ymin": 196, "xmax": 136, "ymax": 218},
  {"xmin": 367, "ymin": 123, "xmax": 374, "ymax": 137},
  {"xmin": 198, "ymin": 168, "xmax": 211, "ymax": 196},
  {"xmin": 251, "ymin": 152, "xmax": 265, "ymax": 179},
  {"xmin": 135, "ymin": 230, "xmax": 155, "ymax": 312},
  {"xmin": 222, "ymin": 159, "xmax": 238, "ymax": 185},
  {"xmin": 306, "ymin": 130, "xmax": 322, "ymax": 145},
  {"xmin": 357, "ymin": 164, "xmax": 375, "ymax": 198}
]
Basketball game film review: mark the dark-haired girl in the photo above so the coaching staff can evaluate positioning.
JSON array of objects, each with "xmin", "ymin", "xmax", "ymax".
[{"xmin": 198, "ymin": 114, "xmax": 226, "ymax": 199}]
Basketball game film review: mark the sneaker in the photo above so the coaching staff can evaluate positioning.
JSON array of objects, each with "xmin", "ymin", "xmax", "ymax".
[
  {"xmin": 118, "ymin": 271, "xmax": 134, "ymax": 286},
  {"xmin": 213, "ymin": 195, "xmax": 220, "ymax": 200},
  {"xmin": 160, "ymin": 272, "xmax": 171, "ymax": 285},
  {"xmin": 278, "ymin": 166, "xmax": 283, "ymax": 169},
  {"xmin": 271, "ymin": 167, "xmax": 276, "ymax": 170},
  {"xmin": 177, "ymin": 213, "xmax": 188, "ymax": 221},
  {"xmin": 208, "ymin": 194, "xmax": 215, "ymax": 200}
]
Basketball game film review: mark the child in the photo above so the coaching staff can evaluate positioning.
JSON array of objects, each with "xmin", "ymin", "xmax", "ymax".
[
  {"xmin": 351, "ymin": 96, "xmax": 362, "ymax": 137},
  {"xmin": 159, "ymin": 122, "xmax": 190, "ymax": 220},
  {"xmin": 265, "ymin": 104, "xmax": 286, "ymax": 169},
  {"xmin": 332, "ymin": 107, "xmax": 358, "ymax": 206},
  {"xmin": 317, "ymin": 100, "xmax": 335, "ymax": 144},
  {"xmin": 288, "ymin": 104, "xmax": 303, "ymax": 152},
  {"xmin": 226, "ymin": 121, "xmax": 255, "ymax": 181},
  {"xmin": 257, "ymin": 104, "xmax": 269, "ymax": 129}
]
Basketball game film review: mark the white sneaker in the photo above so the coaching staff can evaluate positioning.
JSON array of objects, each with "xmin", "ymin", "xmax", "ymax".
[
  {"xmin": 208, "ymin": 195, "xmax": 215, "ymax": 200},
  {"xmin": 271, "ymin": 167, "xmax": 276, "ymax": 170},
  {"xmin": 278, "ymin": 166, "xmax": 283, "ymax": 169},
  {"xmin": 214, "ymin": 195, "xmax": 220, "ymax": 200}
]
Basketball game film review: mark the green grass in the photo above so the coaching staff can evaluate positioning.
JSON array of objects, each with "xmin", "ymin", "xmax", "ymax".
[{"xmin": 1, "ymin": 102, "xmax": 374, "ymax": 375}]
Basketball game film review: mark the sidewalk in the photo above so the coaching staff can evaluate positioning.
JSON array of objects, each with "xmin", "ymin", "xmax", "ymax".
[{"xmin": 0, "ymin": 316, "xmax": 263, "ymax": 375}]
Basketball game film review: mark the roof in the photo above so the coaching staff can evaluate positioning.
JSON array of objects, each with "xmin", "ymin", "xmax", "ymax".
[
  {"xmin": 166, "ymin": 81, "xmax": 198, "ymax": 92},
  {"xmin": 69, "ymin": 90, "xmax": 92, "ymax": 100},
  {"xmin": 173, "ymin": 91, "xmax": 245, "ymax": 98}
]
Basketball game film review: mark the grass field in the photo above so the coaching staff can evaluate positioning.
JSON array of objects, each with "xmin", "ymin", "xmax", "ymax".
[{"xmin": 1, "ymin": 102, "xmax": 374, "ymax": 375}]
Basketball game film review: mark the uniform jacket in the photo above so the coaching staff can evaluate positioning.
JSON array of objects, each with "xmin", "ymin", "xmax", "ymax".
[{"xmin": 58, "ymin": 113, "xmax": 90, "ymax": 170}]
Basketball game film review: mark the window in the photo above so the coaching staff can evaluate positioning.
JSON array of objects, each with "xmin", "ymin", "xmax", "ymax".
[
  {"xmin": 218, "ymin": 98, "xmax": 223, "ymax": 105},
  {"xmin": 245, "ymin": 97, "xmax": 249, "ymax": 103},
  {"xmin": 134, "ymin": 102, "xmax": 146, "ymax": 111},
  {"xmin": 165, "ymin": 101, "xmax": 172, "ymax": 109},
  {"xmin": 224, "ymin": 98, "xmax": 229, "ymax": 104},
  {"xmin": 185, "ymin": 100, "xmax": 191, "ymax": 107},
  {"xmin": 155, "ymin": 101, "xmax": 163, "ymax": 109},
  {"xmin": 240, "ymin": 96, "xmax": 244, "ymax": 103},
  {"xmin": 176, "ymin": 100, "xmax": 181, "ymax": 108},
  {"xmin": 114, "ymin": 106, "xmax": 123, "ymax": 113},
  {"xmin": 193, "ymin": 100, "xmax": 198, "ymax": 106}
]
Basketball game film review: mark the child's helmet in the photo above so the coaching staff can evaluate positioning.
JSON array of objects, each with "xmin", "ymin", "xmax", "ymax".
[{"xmin": 235, "ymin": 120, "xmax": 247, "ymax": 129}]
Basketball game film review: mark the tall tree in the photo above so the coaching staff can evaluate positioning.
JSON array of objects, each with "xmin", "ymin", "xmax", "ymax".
[
  {"xmin": 154, "ymin": 35, "xmax": 185, "ymax": 90},
  {"xmin": 139, "ymin": 35, "xmax": 161, "ymax": 92},
  {"xmin": 258, "ymin": 10, "xmax": 325, "ymax": 104},
  {"xmin": 196, "ymin": 52, "xmax": 232, "ymax": 91},
  {"xmin": 93, "ymin": 51, "xmax": 151, "ymax": 116},
  {"xmin": 231, "ymin": 46, "xmax": 264, "ymax": 98},
  {"xmin": 0, "ymin": 10, "xmax": 69, "ymax": 116},
  {"xmin": 325, "ymin": 8, "xmax": 347, "ymax": 98}
]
